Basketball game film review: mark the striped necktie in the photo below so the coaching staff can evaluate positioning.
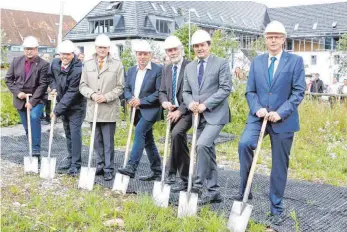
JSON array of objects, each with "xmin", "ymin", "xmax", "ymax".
[
  {"xmin": 172, "ymin": 65, "xmax": 177, "ymax": 105},
  {"xmin": 268, "ymin": 57, "xmax": 277, "ymax": 85}
]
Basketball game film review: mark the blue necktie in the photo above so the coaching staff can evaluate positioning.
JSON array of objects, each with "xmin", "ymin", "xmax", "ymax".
[
  {"xmin": 198, "ymin": 60, "xmax": 205, "ymax": 87},
  {"xmin": 268, "ymin": 57, "xmax": 277, "ymax": 85},
  {"xmin": 172, "ymin": 65, "xmax": 177, "ymax": 105}
]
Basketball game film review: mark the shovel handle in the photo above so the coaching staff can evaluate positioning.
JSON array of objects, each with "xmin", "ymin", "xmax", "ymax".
[
  {"xmin": 161, "ymin": 118, "xmax": 171, "ymax": 183},
  {"xmin": 26, "ymin": 94, "xmax": 33, "ymax": 156},
  {"xmin": 47, "ymin": 94, "xmax": 57, "ymax": 159},
  {"xmin": 187, "ymin": 113, "xmax": 199, "ymax": 193},
  {"xmin": 123, "ymin": 107, "xmax": 137, "ymax": 168},
  {"xmin": 87, "ymin": 103, "xmax": 98, "ymax": 168},
  {"xmin": 242, "ymin": 116, "xmax": 268, "ymax": 203}
]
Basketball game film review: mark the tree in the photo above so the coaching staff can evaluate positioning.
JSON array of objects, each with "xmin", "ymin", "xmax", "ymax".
[
  {"xmin": 1, "ymin": 30, "xmax": 9, "ymax": 68},
  {"xmin": 173, "ymin": 24, "xmax": 199, "ymax": 60},
  {"xmin": 337, "ymin": 34, "xmax": 347, "ymax": 76},
  {"xmin": 120, "ymin": 40, "xmax": 136, "ymax": 72},
  {"xmin": 249, "ymin": 36, "xmax": 266, "ymax": 59}
]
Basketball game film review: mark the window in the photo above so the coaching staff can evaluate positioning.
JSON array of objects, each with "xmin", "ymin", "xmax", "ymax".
[
  {"xmin": 313, "ymin": 22, "xmax": 318, "ymax": 30},
  {"xmin": 47, "ymin": 48, "xmax": 55, "ymax": 53},
  {"xmin": 311, "ymin": 55, "xmax": 317, "ymax": 65},
  {"xmin": 159, "ymin": 4, "xmax": 166, "ymax": 12},
  {"xmin": 294, "ymin": 23, "xmax": 299, "ymax": 31},
  {"xmin": 150, "ymin": 2, "xmax": 157, "ymax": 11},
  {"xmin": 230, "ymin": 17, "xmax": 236, "ymax": 23},
  {"xmin": 50, "ymin": 39, "xmax": 56, "ymax": 43},
  {"xmin": 207, "ymin": 12, "xmax": 213, "ymax": 20},
  {"xmin": 220, "ymin": 16, "xmax": 225, "ymax": 22},
  {"xmin": 77, "ymin": 46, "xmax": 84, "ymax": 54},
  {"xmin": 106, "ymin": 2, "xmax": 121, "ymax": 10},
  {"xmin": 11, "ymin": 46, "xmax": 22, "ymax": 52},
  {"xmin": 334, "ymin": 55, "xmax": 340, "ymax": 65},
  {"xmin": 171, "ymin": 6, "xmax": 177, "ymax": 14},
  {"xmin": 156, "ymin": 19, "xmax": 171, "ymax": 33},
  {"xmin": 117, "ymin": 44, "xmax": 124, "ymax": 57},
  {"xmin": 287, "ymin": 40, "xmax": 293, "ymax": 51},
  {"xmin": 332, "ymin": 21, "xmax": 337, "ymax": 28},
  {"xmin": 90, "ymin": 19, "xmax": 114, "ymax": 33}
]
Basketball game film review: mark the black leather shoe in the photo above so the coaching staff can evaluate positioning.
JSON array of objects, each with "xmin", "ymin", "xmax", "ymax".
[
  {"xmin": 270, "ymin": 213, "xmax": 285, "ymax": 226},
  {"xmin": 191, "ymin": 186, "xmax": 203, "ymax": 197},
  {"xmin": 118, "ymin": 165, "xmax": 136, "ymax": 178},
  {"xmin": 171, "ymin": 182, "xmax": 188, "ymax": 192},
  {"xmin": 139, "ymin": 172, "xmax": 161, "ymax": 181},
  {"xmin": 67, "ymin": 167, "xmax": 80, "ymax": 177},
  {"xmin": 96, "ymin": 168, "xmax": 104, "ymax": 176},
  {"xmin": 198, "ymin": 193, "xmax": 223, "ymax": 205},
  {"xmin": 165, "ymin": 173, "xmax": 176, "ymax": 185},
  {"xmin": 104, "ymin": 172, "xmax": 113, "ymax": 181},
  {"xmin": 233, "ymin": 193, "xmax": 253, "ymax": 201}
]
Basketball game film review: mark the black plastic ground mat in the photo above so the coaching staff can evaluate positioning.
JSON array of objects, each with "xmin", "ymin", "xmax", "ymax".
[
  {"xmin": 158, "ymin": 132, "xmax": 236, "ymax": 145},
  {"xmin": 1, "ymin": 132, "xmax": 346, "ymax": 232}
]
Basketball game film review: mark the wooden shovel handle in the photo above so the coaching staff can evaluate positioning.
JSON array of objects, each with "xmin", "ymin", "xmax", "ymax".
[
  {"xmin": 187, "ymin": 113, "xmax": 199, "ymax": 193},
  {"xmin": 123, "ymin": 107, "xmax": 137, "ymax": 168}
]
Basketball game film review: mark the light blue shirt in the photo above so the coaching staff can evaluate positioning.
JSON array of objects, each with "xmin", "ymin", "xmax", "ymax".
[{"xmin": 196, "ymin": 55, "xmax": 209, "ymax": 75}]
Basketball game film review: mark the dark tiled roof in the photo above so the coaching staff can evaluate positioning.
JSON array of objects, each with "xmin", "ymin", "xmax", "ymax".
[
  {"xmin": 64, "ymin": 1, "xmax": 269, "ymax": 42},
  {"xmin": 1, "ymin": 8, "xmax": 76, "ymax": 46},
  {"xmin": 268, "ymin": 2, "xmax": 347, "ymax": 37}
]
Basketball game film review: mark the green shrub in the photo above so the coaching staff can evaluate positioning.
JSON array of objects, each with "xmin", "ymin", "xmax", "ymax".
[{"xmin": 0, "ymin": 92, "xmax": 20, "ymax": 126}]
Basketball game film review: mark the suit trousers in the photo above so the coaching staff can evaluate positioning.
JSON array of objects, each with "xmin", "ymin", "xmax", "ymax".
[
  {"xmin": 93, "ymin": 122, "xmax": 116, "ymax": 173},
  {"xmin": 18, "ymin": 103, "xmax": 44, "ymax": 152},
  {"xmin": 62, "ymin": 109, "xmax": 85, "ymax": 169},
  {"xmin": 194, "ymin": 114, "xmax": 223, "ymax": 195},
  {"xmin": 128, "ymin": 110, "xmax": 162, "ymax": 174},
  {"xmin": 166, "ymin": 113, "xmax": 192, "ymax": 182},
  {"xmin": 238, "ymin": 120, "xmax": 294, "ymax": 215}
]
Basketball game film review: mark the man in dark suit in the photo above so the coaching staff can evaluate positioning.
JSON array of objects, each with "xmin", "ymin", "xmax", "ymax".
[
  {"xmin": 237, "ymin": 21, "xmax": 306, "ymax": 225},
  {"xmin": 5, "ymin": 36, "xmax": 49, "ymax": 158},
  {"xmin": 159, "ymin": 35, "xmax": 191, "ymax": 192},
  {"xmin": 183, "ymin": 30, "xmax": 232, "ymax": 205},
  {"xmin": 118, "ymin": 40, "xmax": 162, "ymax": 180}
]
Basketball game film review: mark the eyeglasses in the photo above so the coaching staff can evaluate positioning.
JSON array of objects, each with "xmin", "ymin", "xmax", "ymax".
[{"xmin": 266, "ymin": 36, "xmax": 284, "ymax": 40}]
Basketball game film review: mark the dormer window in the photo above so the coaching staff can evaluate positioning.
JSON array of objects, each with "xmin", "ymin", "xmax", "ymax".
[{"xmin": 106, "ymin": 2, "xmax": 121, "ymax": 11}]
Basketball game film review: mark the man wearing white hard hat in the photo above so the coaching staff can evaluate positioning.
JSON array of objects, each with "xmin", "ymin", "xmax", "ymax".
[
  {"xmin": 238, "ymin": 20, "xmax": 305, "ymax": 225},
  {"xmin": 49, "ymin": 40, "xmax": 86, "ymax": 176},
  {"xmin": 118, "ymin": 40, "xmax": 162, "ymax": 181},
  {"xmin": 80, "ymin": 34, "xmax": 124, "ymax": 181},
  {"xmin": 5, "ymin": 36, "xmax": 49, "ymax": 159},
  {"xmin": 159, "ymin": 35, "xmax": 191, "ymax": 191},
  {"xmin": 182, "ymin": 30, "xmax": 232, "ymax": 205}
]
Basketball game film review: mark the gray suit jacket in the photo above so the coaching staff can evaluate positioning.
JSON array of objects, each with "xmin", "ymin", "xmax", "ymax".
[{"xmin": 183, "ymin": 55, "xmax": 232, "ymax": 125}]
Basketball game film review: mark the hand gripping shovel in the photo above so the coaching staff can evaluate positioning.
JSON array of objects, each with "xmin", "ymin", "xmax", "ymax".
[
  {"xmin": 178, "ymin": 113, "xmax": 199, "ymax": 218},
  {"xmin": 152, "ymin": 118, "xmax": 171, "ymax": 207},
  {"xmin": 40, "ymin": 93, "xmax": 57, "ymax": 179},
  {"xmin": 78, "ymin": 103, "xmax": 98, "ymax": 190},
  {"xmin": 24, "ymin": 94, "xmax": 39, "ymax": 174},
  {"xmin": 227, "ymin": 116, "xmax": 268, "ymax": 232},
  {"xmin": 112, "ymin": 107, "xmax": 136, "ymax": 194}
]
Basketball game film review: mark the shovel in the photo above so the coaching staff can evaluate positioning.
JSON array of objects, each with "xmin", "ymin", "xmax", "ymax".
[
  {"xmin": 227, "ymin": 116, "xmax": 268, "ymax": 232},
  {"xmin": 40, "ymin": 93, "xmax": 57, "ymax": 179},
  {"xmin": 23, "ymin": 94, "xmax": 39, "ymax": 174},
  {"xmin": 112, "ymin": 107, "xmax": 136, "ymax": 194},
  {"xmin": 178, "ymin": 113, "xmax": 199, "ymax": 218},
  {"xmin": 78, "ymin": 103, "xmax": 98, "ymax": 190},
  {"xmin": 152, "ymin": 118, "xmax": 171, "ymax": 207}
]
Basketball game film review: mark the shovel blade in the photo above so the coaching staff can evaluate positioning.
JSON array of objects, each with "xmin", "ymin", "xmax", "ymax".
[
  {"xmin": 177, "ymin": 191, "xmax": 198, "ymax": 218},
  {"xmin": 78, "ymin": 167, "xmax": 96, "ymax": 191},
  {"xmin": 24, "ymin": 156, "xmax": 39, "ymax": 174},
  {"xmin": 227, "ymin": 201, "xmax": 253, "ymax": 232},
  {"xmin": 40, "ymin": 157, "xmax": 57, "ymax": 179},
  {"xmin": 152, "ymin": 181, "xmax": 171, "ymax": 208},
  {"xmin": 112, "ymin": 173, "xmax": 130, "ymax": 194}
]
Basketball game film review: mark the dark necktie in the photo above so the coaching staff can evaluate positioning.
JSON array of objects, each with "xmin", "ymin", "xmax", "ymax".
[
  {"xmin": 268, "ymin": 57, "xmax": 277, "ymax": 85},
  {"xmin": 172, "ymin": 65, "xmax": 177, "ymax": 105},
  {"xmin": 198, "ymin": 60, "xmax": 205, "ymax": 87}
]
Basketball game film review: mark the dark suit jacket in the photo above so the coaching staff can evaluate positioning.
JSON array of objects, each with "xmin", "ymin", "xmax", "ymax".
[
  {"xmin": 5, "ymin": 55, "xmax": 49, "ymax": 109},
  {"xmin": 246, "ymin": 51, "xmax": 306, "ymax": 133},
  {"xmin": 124, "ymin": 62, "xmax": 162, "ymax": 122},
  {"xmin": 49, "ymin": 56, "xmax": 86, "ymax": 117},
  {"xmin": 159, "ymin": 59, "xmax": 189, "ymax": 115}
]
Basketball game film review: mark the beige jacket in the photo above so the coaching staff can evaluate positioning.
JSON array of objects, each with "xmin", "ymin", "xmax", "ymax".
[{"xmin": 79, "ymin": 54, "xmax": 124, "ymax": 122}]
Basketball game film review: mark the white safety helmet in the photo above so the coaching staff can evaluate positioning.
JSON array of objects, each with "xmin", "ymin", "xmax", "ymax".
[
  {"xmin": 58, "ymin": 40, "xmax": 75, "ymax": 53},
  {"xmin": 133, "ymin": 40, "xmax": 152, "ymax": 52},
  {"xmin": 22, "ymin": 36, "xmax": 39, "ymax": 48},
  {"xmin": 191, "ymin": 30, "xmax": 212, "ymax": 45},
  {"xmin": 163, "ymin": 35, "xmax": 183, "ymax": 50},
  {"xmin": 95, "ymin": 34, "xmax": 111, "ymax": 47},
  {"xmin": 264, "ymin": 21, "xmax": 287, "ymax": 36}
]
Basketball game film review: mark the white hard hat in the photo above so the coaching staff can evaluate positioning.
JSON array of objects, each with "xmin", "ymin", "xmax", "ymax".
[
  {"xmin": 133, "ymin": 40, "xmax": 152, "ymax": 52},
  {"xmin": 95, "ymin": 34, "xmax": 111, "ymax": 47},
  {"xmin": 163, "ymin": 35, "xmax": 182, "ymax": 50},
  {"xmin": 22, "ymin": 36, "xmax": 39, "ymax": 48},
  {"xmin": 191, "ymin": 30, "xmax": 212, "ymax": 45},
  {"xmin": 58, "ymin": 40, "xmax": 75, "ymax": 53},
  {"xmin": 264, "ymin": 21, "xmax": 287, "ymax": 36}
]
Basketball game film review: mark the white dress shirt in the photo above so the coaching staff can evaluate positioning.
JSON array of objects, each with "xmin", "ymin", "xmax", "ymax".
[
  {"xmin": 134, "ymin": 62, "xmax": 152, "ymax": 98},
  {"xmin": 196, "ymin": 55, "xmax": 209, "ymax": 74},
  {"xmin": 268, "ymin": 50, "xmax": 283, "ymax": 78},
  {"xmin": 172, "ymin": 59, "xmax": 183, "ymax": 106}
]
